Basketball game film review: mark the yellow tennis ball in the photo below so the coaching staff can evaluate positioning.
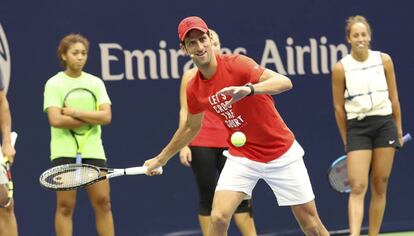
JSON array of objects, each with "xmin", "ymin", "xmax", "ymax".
[{"xmin": 231, "ymin": 131, "xmax": 246, "ymax": 147}]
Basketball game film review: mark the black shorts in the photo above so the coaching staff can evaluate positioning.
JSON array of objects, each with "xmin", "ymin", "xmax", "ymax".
[
  {"xmin": 346, "ymin": 115, "xmax": 400, "ymax": 153},
  {"xmin": 189, "ymin": 146, "xmax": 252, "ymax": 216},
  {"xmin": 51, "ymin": 157, "xmax": 107, "ymax": 168}
]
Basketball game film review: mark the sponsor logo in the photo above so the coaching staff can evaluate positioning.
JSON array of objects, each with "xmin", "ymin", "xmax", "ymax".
[
  {"xmin": 0, "ymin": 24, "xmax": 11, "ymax": 93},
  {"xmin": 99, "ymin": 37, "xmax": 349, "ymax": 81},
  {"xmin": 389, "ymin": 140, "xmax": 395, "ymax": 144}
]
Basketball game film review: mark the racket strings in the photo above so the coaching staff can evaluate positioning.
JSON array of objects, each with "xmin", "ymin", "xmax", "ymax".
[
  {"xmin": 40, "ymin": 165, "xmax": 100, "ymax": 189},
  {"xmin": 328, "ymin": 161, "xmax": 350, "ymax": 192},
  {"xmin": 0, "ymin": 166, "xmax": 12, "ymax": 207},
  {"xmin": 65, "ymin": 90, "xmax": 96, "ymax": 111},
  {"xmin": 0, "ymin": 165, "xmax": 7, "ymax": 184},
  {"xmin": 64, "ymin": 88, "xmax": 97, "ymax": 134},
  {"xmin": 0, "ymin": 184, "xmax": 10, "ymax": 207}
]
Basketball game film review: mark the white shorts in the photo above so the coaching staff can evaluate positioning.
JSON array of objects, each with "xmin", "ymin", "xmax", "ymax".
[{"xmin": 216, "ymin": 140, "xmax": 315, "ymax": 206}]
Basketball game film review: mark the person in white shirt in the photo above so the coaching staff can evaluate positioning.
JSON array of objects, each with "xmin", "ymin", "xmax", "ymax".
[{"xmin": 332, "ymin": 15, "xmax": 403, "ymax": 236}]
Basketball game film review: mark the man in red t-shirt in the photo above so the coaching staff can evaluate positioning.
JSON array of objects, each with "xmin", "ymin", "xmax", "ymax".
[
  {"xmin": 144, "ymin": 16, "xmax": 329, "ymax": 236},
  {"xmin": 178, "ymin": 30, "xmax": 257, "ymax": 235}
]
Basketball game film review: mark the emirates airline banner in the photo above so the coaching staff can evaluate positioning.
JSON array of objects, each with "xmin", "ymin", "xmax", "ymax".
[{"xmin": 1, "ymin": 0, "xmax": 413, "ymax": 235}]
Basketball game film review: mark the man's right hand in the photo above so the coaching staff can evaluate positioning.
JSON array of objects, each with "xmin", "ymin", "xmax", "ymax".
[{"xmin": 144, "ymin": 156, "xmax": 167, "ymax": 176}]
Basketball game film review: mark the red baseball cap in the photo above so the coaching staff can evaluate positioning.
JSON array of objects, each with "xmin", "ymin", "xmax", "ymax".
[{"xmin": 178, "ymin": 16, "xmax": 209, "ymax": 42}]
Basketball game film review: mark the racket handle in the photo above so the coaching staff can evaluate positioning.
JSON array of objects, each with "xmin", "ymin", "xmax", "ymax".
[
  {"xmin": 125, "ymin": 166, "xmax": 147, "ymax": 175},
  {"xmin": 403, "ymin": 133, "xmax": 412, "ymax": 143},
  {"xmin": 75, "ymin": 153, "xmax": 82, "ymax": 164},
  {"xmin": 124, "ymin": 166, "xmax": 163, "ymax": 175},
  {"xmin": 154, "ymin": 166, "xmax": 163, "ymax": 174},
  {"xmin": 11, "ymin": 132, "xmax": 18, "ymax": 146},
  {"xmin": 74, "ymin": 153, "xmax": 82, "ymax": 181}
]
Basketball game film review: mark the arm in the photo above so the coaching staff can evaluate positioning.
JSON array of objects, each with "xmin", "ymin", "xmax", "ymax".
[
  {"xmin": 44, "ymin": 80, "xmax": 88, "ymax": 129},
  {"xmin": 62, "ymin": 79, "xmax": 112, "ymax": 125},
  {"xmin": 61, "ymin": 103, "xmax": 112, "ymax": 125},
  {"xmin": 251, "ymin": 69, "xmax": 293, "ymax": 95},
  {"xmin": 382, "ymin": 53, "xmax": 403, "ymax": 145},
  {"xmin": 47, "ymin": 106, "xmax": 88, "ymax": 129},
  {"xmin": 178, "ymin": 69, "xmax": 197, "ymax": 167},
  {"xmin": 144, "ymin": 111, "xmax": 204, "ymax": 173},
  {"xmin": 331, "ymin": 62, "xmax": 347, "ymax": 146},
  {"xmin": 217, "ymin": 69, "xmax": 293, "ymax": 107},
  {"xmin": 0, "ymin": 91, "xmax": 16, "ymax": 163}
]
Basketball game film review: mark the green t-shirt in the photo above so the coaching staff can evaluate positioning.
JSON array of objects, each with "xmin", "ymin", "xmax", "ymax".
[{"xmin": 43, "ymin": 72, "xmax": 111, "ymax": 160}]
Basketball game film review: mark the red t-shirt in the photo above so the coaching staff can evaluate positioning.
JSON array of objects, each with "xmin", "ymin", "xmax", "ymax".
[
  {"xmin": 189, "ymin": 110, "xmax": 228, "ymax": 148},
  {"xmin": 186, "ymin": 54, "xmax": 294, "ymax": 163}
]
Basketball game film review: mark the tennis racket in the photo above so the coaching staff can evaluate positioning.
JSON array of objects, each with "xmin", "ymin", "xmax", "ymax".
[
  {"xmin": 328, "ymin": 133, "xmax": 412, "ymax": 193},
  {"xmin": 0, "ymin": 131, "xmax": 18, "ymax": 208},
  {"xmin": 63, "ymin": 88, "xmax": 98, "ymax": 165},
  {"xmin": 39, "ymin": 164, "xmax": 163, "ymax": 191}
]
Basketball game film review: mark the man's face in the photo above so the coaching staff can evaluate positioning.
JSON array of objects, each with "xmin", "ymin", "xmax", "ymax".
[{"xmin": 183, "ymin": 30, "xmax": 213, "ymax": 67}]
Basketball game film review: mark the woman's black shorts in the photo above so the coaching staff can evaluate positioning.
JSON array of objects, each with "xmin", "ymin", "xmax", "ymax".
[{"xmin": 346, "ymin": 115, "xmax": 400, "ymax": 153}]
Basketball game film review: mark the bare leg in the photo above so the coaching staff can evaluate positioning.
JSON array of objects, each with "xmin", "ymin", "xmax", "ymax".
[
  {"xmin": 291, "ymin": 200, "xmax": 329, "ymax": 236},
  {"xmin": 86, "ymin": 180, "xmax": 114, "ymax": 236},
  {"xmin": 55, "ymin": 190, "xmax": 77, "ymax": 236},
  {"xmin": 209, "ymin": 190, "xmax": 245, "ymax": 236},
  {"xmin": 0, "ymin": 200, "xmax": 18, "ymax": 236},
  {"xmin": 233, "ymin": 211, "xmax": 257, "ymax": 236},
  {"xmin": 347, "ymin": 150, "xmax": 372, "ymax": 236},
  {"xmin": 198, "ymin": 208, "xmax": 257, "ymax": 236},
  {"xmin": 368, "ymin": 147, "xmax": 394, "ymax": 236},
  {"xmin": 198, "ymin": 215, "xmax": 211, "ymax": 235}
]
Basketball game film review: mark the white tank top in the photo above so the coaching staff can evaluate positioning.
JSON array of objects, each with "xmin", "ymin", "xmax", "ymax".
[{"xmin": 340, "ymin": 50, "xmax": 392, "ymax": 120}]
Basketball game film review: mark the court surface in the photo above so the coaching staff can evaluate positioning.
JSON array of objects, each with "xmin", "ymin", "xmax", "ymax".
[{"xmin": 374, "ymin": 232, "xmax": 414, "ymax": 236}]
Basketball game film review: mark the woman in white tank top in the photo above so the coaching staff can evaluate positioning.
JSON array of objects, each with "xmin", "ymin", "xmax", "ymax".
[{"xmin": 332, "ymin": 15, "xmax": 403, "ymax": 236}]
